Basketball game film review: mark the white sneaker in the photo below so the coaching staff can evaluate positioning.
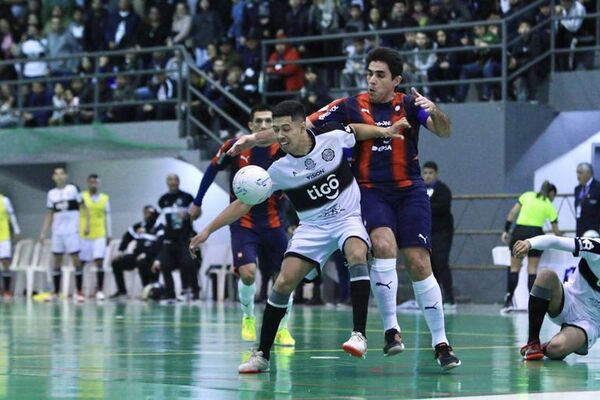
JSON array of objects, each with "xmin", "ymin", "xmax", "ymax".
[
  {"xmin": 342, "ymin": 331, "xmax": 367, "ymax": 358},
  {"xmin": 443, "ymin": 302, "xmax": 457, "ymax": 311},
  {"xmin": 75, "ymin": 292, "xmax": 85, "ymax": 303},
  {"xmin": 96, "ymin": 291, "xmax": 105, "ymax": 301},
  {"xmin": 238, "ymin": 350, "xmax": 270, "ymax": 373}
]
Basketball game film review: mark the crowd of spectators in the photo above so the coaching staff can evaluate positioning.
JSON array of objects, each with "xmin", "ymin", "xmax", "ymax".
[{"xmin": 0, "ymin": 0, "xmax": 596, "ymax": 131}]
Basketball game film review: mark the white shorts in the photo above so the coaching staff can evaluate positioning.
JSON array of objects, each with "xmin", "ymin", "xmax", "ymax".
[
  {"xmin": 52, "ymin": 232, "xmax": 81, "ymax": 255},
  {"xmin": 285, "ymin": 213, "xmax": 370, "ymax": 280},
  {"xmin": 80, "ymin": 238, "xmax": 107, "ymax": 262},
  {"xmin": 0, "ymin": 240, "xmax": 11, "ymax": 259},
  {"xmin": 549, "ymin": 281, "xmax": 600, "ymax": 355}
]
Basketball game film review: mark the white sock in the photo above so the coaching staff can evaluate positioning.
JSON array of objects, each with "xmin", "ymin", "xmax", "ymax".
[
  {"xmin": 370, "ymin": 258, "xmax": 400, "ymax": 332},
  {"xmin": 413, "ymin": 274, "xmax": 448, "ymax": 347},
  {"xmin": 238, "ymin": 280, "xmax": 256, "ymax": 318},
  {"xmin": 278, "ymin": 293, "xmax": 294, "ymax": 330}
]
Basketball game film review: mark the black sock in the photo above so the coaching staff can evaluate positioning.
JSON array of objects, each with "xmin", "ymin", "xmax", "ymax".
[
  {"xmin": 53, "ymin": 272, "xmax": 61, "ymax": 294},
  {"xmin": 528, "ymin": 291, "xmax": 550, "ymax": 343},
  {"xmin": 508, "ymin": 271, "xmax": 519, "ymax": 299},
  {"xmin": 75, "ymin": 269, "xmax": 83, "ymax": 292},
  {"xmin": 258, "ymin": 303, "xmax": 287, "ymax": 360},
  {"xmin": 350, "ymin": 280, "xmax": 370, "ymax": 335},
  {"xmin": 3, "ymin": 274, "xmax": 10, "ymax": 292},
  {"xmin": 528, "ymin": 274, "xmax": 536, "ymax": 291},
  {"xmin": 96, "ymin": 271, "xmax": 104, "ymax": 291}
]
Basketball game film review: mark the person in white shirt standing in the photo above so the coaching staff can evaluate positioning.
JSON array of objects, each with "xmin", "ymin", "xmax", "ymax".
[
  {"xmin": 80, "ymin": 174, "xmax": 112, "ymax": 301},
  {"xmin": 0, "ymin": 193, "xmax": 21, "ymax": 300},
  {"xmin": 39, "ymin": 167, "xmax": 90, "ymax": 302}
]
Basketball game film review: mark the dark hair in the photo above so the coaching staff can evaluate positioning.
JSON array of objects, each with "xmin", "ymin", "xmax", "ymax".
[
  {"xmin": 272, "ymin": 100, "xmax": 306, "ymax": 121},
  {"xmin": 144, "ymin": 205, "xmax": 157, "ymax": 213},
  {"xmin": 537, "ymin": 180, "xmax": 557, "ymax": 199},
  {"xmin": 366, "ymin": 47, "xmax": 404, "ymax": 78},
  {"xmin": 422, "ymin": 161, "xmax": 438, "ymax": 172},
  {"xmin": 88, "ymin": 173, "xmax": 99, "ymax": 180},
  {"xmin": 250, "ymin": 103, "xmax": 272, "ymax": 121}
]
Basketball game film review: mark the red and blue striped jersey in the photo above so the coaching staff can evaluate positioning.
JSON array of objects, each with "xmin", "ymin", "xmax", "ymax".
[
  {"xmin": 211, "ymin": 138, "xmax": 284, "ymax": 230},
  {"xmin": 308, "ymin": 92, "xmax": 426, "ymax": 190}
]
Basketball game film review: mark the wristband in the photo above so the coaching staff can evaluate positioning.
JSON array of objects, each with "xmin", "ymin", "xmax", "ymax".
[{"xmin": 504, "ymin": 221, "xmax": 512, "ymax": 232}]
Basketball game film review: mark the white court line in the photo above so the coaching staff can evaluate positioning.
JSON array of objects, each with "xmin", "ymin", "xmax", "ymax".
[
  {"xmin": 432, "ymin": 391, "xmax": 600, "ymax": 400},
  {"xmin": 310, "ymin": 356, "xmax": 340, "ymax": 359}
]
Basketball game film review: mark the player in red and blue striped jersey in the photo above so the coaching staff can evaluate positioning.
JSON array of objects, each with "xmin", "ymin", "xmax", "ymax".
[
  {"xmin": 189, "ymin": 105, "xmax": 295, "ymax": 346},
  {"xmin": 307, "ymin": 47, "xmax": 460, "ymax": 370}
]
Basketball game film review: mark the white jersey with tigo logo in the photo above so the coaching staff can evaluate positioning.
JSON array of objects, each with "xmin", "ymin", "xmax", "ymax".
[
  {"xmin": 267, "ymin": 124, "xmax": 359, "ymax": 225},
  {"xmin": 47, "ymin": 184, "xmax": 82, "ymax": 235}
]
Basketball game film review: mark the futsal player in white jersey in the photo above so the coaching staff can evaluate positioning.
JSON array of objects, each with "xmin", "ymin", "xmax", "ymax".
[
  {"xmin": 189, "ymin": 100, "xmax": 406, "ymax": 373},
  {"xmin": 514, "ymin": 234, "xmax": 600, "ymax": 360},
  {"xmin": 39, "ymin": 167, "xmax": 90, "ymax": 302}
]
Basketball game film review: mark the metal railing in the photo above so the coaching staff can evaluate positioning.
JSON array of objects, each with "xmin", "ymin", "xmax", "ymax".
[
  {"xmin": 260, "ymin": 0, "xmax": 599, "ymax": 101},
  {"xmin": 451, "ymin": 193, "xmax": 576, "ymax": 268}
]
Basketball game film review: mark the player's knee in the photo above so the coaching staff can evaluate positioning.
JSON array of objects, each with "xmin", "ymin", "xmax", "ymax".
[
  {"xmin": 239, "ymin": 270, "xmax": 255, "ymax": 285},
  {"xmin": 545, "ymin": 340, "xmax": 569, "ymax": 360},
  {"xmin": 345, "ymin": 247, "xmax": 367, "ymax": 266},
  {"xmin": 273, "ymin": 274, "xmax": 295, "ymax": 294},
  {"xmin": 536, "ymin": 269, "xmax": 558, "ymax": 286},
  {"xmin": 371, "ymin": 239, "xmax": 396, "ymax": 259}
]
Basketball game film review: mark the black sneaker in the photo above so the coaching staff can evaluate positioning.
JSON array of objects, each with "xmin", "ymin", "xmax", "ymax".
[
  {"xmin": 434, "ymin": 342, "xmax": 461, "ymax": 371},
  {"xmin": 383, "ymin": 328, "xmax": 405, "ymax": 356},
  {"xmin": 109, "ymin": 292, "xmax": 127, "ymax": 300}
]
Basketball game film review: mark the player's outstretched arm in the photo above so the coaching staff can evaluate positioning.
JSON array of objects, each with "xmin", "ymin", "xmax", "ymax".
[
  {"xmin": 189, "ymin": 200, "xmax": 253, "ymax": 252},
  {"xmin": 513, "ymin": 235, "xmax": 576, "ymax": 258},
  {"xmin": 411, "ymin": 87, "xmax": 451, "ymax": 138},
  {"xmin": 350, "ymin": 119, "xmax": 410, "ymax": 141},
  {"xmin": 226, "ymin": 128, "xmax": 277, "ymax": 156}
]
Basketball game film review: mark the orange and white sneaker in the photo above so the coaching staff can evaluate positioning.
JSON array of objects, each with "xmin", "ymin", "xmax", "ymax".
[
  {"xmin": 520, "ymin": 340, "xmax": 544, "ymax": 360},
  {"xmin": 342, "ymin": 331, "xmax": 367, "ymax": 358},
  {"xmin": 75, "ymin": 291, "xmax": 85, "ymax": 303},
  {"xmin": 3, "ymin": 291, "xmax": 13, "ymax": 301}
]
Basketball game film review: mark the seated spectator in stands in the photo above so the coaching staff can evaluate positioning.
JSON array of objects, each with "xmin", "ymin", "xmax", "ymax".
[
  {"xmin": 367, "ymin": 7, "xmax": 390, "ymax": 47},
  {"xmin": 0, "ymin": 18, "xmax": 16, "ymax": 81},
  {"xmin": 300, "ymin": 68, "xmax": 333, "ymax": 114},
  {"xmin": 388, "ymin": 2, "xmax": 418, "ymax": 48},
  {"xmin": 46, "ymin": 16, "xmax": 79, "ymax": 76},
  {"xmin": 137, "ymin": 5, "xmax": 169, "ymax": 49},
  {"xmin": 104, "ymin": 0, "xmax": 140, "ymax": 50},
  {"xmin": 341, "ymin": 37, "xmax": 369, "ymax": 96},
  {"xmin": 428, "ymin": 0, "xmax": 448, "ymax": 26},
  {"xmin": 242, "ymin": 0, "xmax": 273, "ymax": 41},
  {"xmin": 118, "ymin": 51, "xmax": 145, "ymax": 89},
  {"xmin": 49, "ymin": 82, "xmax": 67, "ymax": 125},
  {"xmin": 69, "ymin": 6, "xmax": 85, "ymax": 52},
  {"xmin": 62, "ymin": 88, "xmax": 80, "ymax": 125},
  {"xmin": 13, "ymin": 23, "xmax": 48, "ymax": 79},
  {"xmin": 428, "ymin": 29, "xmax": 458, "ymax": 102},
  {"xmin": 412, "ymin": 32, "xmax": 437, "ymax": 96},
  {"xmin": 509, "ymin": 21, "xmax": 541, "ymax": 101},
  {"xmin": 169, "ymin": 2, "xmax": 192, "ymax": 49},
  {"xmin": 412, "ymin": 0, "xmax": 429, "ymax": 26},
  {"xmin": 457, "ymin": 23, "xmax": 501, "ymax": 102},
  {"xmin": 535, "ymin": 3, "xmax": 552, "ymax": 52},
  {"xmin": 83, "ymin": 0, "xmax": 108, "ymax": 52},
  {"xmin": 70, "ymin": 77, "xmax": 95, "ymax": 123},
  {"xmin": 441, "ymin": 0, "xmax": 470, "ymax": 25},
  {"xmin": 140, "ymin": 70, "xmax": 176, "ymax": 120},
  {"xmin": 192, "ymin": 0, "xmax": 223, "ymax": 67},
  {"xmin": 216, "ymin": 38, "xmax": 242, "ymax": 69},
  {"xmin": 218, "ymin": 67, "xmax": 254, "ymax": 136},
  {"xmin": 23, "ymin": 81, "xmax": 51, "ymax": 127},
  {"xmin": 107, "ymin": 73, "xmax": 135, "ymax": 122},
  {"xmin": 555, "ymin": 0, "xmax": 588, "ymax": 71},
  {"xmin": 266, "ymin": 33, "xmax": 304, "ymax": 94},
  {"xmin": 285, "ymin": 0, "xmax": 310, "ymax": 39},
  {"xmin": 343, "ymin": 3, "xmax": 365, "ymax": 48},
  {"xmin": 239, "ymin": 33, "xmax": 262, "ymax": 93},
  {"xmin": 400, "ymin": 31, "xmax": 417, "ymax": 83},
  {"xmin": 165, "ymin": 51, "xmax": 188, "ymax": 84},
  {"xmin": 0, "ymin": 84, "xmax": 19, "ymax": 128}
]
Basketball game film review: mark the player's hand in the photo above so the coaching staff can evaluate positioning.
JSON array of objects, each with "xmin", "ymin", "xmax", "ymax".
[
  {"xmin": 151, "ymin": 260, "xmax": 161, "ymax": 273},
  {"xmin": 38, "ymin": 233, "xmax": 46, "ymax": 243},
  {"xmin": 411, "ymin": 87, "xmax": 437, "ymax": 114},
  {"xmin": 383, "ymin": 118, "xmax": 410, "ymax": 140},
  {"xmin": 501, "ymin": 231, "xmax": 509, "ymax": 244},
  {"xmin": 513, "ymin": 240, "xmax": 531, "ymax": 258},
  {"xmin": 189, "ymin": 204, "xmax": 202, "ymax": 220},
  {"xmin": 13, "ymin": 233, "xmax": 21, "ymax": 242},
  {"xmin": 189, "ymin": 230, "xmax": 209, "ymax": 258},
  {"xmin": 227, "ymin": 134, "xmax": 256, "ymax": 156}
]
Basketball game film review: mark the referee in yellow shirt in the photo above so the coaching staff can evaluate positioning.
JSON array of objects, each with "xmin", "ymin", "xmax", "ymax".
[
  {"xmin": 80, "ymin": 174, "xmax": 112, "ymax": 301},
  {"xmin": 501, "ymin": 181, "xmax": 561, "ymax": 313}
]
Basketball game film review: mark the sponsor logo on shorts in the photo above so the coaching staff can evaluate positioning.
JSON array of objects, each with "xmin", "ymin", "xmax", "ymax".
[
  {"xmin": 372, "ymin": 144, "xmax": 392, "ymax": 152},
  {"xmin": 418, "ymin": 234, "xmax": 428, "ymax": 244},
  {"xmin": 307, "ymin": 174, "xmax": 340, "ymax": 201},
  {"xmin": 317, "ymin": 204, "xmax": 344, "ymax": 218}
]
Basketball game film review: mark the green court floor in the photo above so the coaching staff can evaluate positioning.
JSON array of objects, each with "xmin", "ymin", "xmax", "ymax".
[{"xmin": 0, "ymin": 301, "xmax": 599, "ymax": 399}]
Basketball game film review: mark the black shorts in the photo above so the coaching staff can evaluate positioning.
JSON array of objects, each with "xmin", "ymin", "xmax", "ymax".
[{"xmin": 510, "ymin": 225, "xmax": 545, "ymax": 257}]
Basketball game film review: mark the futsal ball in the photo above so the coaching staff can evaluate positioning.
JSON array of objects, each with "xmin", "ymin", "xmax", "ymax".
[
  {"xmin": 232, "ymin": 165, "xmax": 273, "ymax": 205},
  {"xmin": 583, "ymin": 230, "xmax": 600, "ymax": 238}
]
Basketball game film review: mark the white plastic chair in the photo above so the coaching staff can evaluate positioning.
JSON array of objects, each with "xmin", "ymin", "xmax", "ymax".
[
  {"xmin": 22, "ymin": 239, "xmax": 53, "ymax": 298},
  {"xmin": 9, "ymin": 239, "xmax": 34, "ymax": 296},
  {"xmin": 201, "ymin": 243, "xmax": 233, "ymax": 301}
]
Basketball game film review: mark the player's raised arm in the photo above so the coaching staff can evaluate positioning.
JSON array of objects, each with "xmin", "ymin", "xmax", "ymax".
[
  {"xmin": 226, "ymin": 128, "xmax": 277, "ymax": 156},
  {"xmin": 350, "ymin": 119, "xmax": 411, "ymax": 141},
  {"xmin": 513, "ymin": 235, "xmax": 577, "ymax": 258},
  {"xmin": 189, "ymin": 200, "xmax": 253, "ymax": 253},
  {"xmin": 411, "ymin": 87, "xmax": 451, "ymax": 138}
]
